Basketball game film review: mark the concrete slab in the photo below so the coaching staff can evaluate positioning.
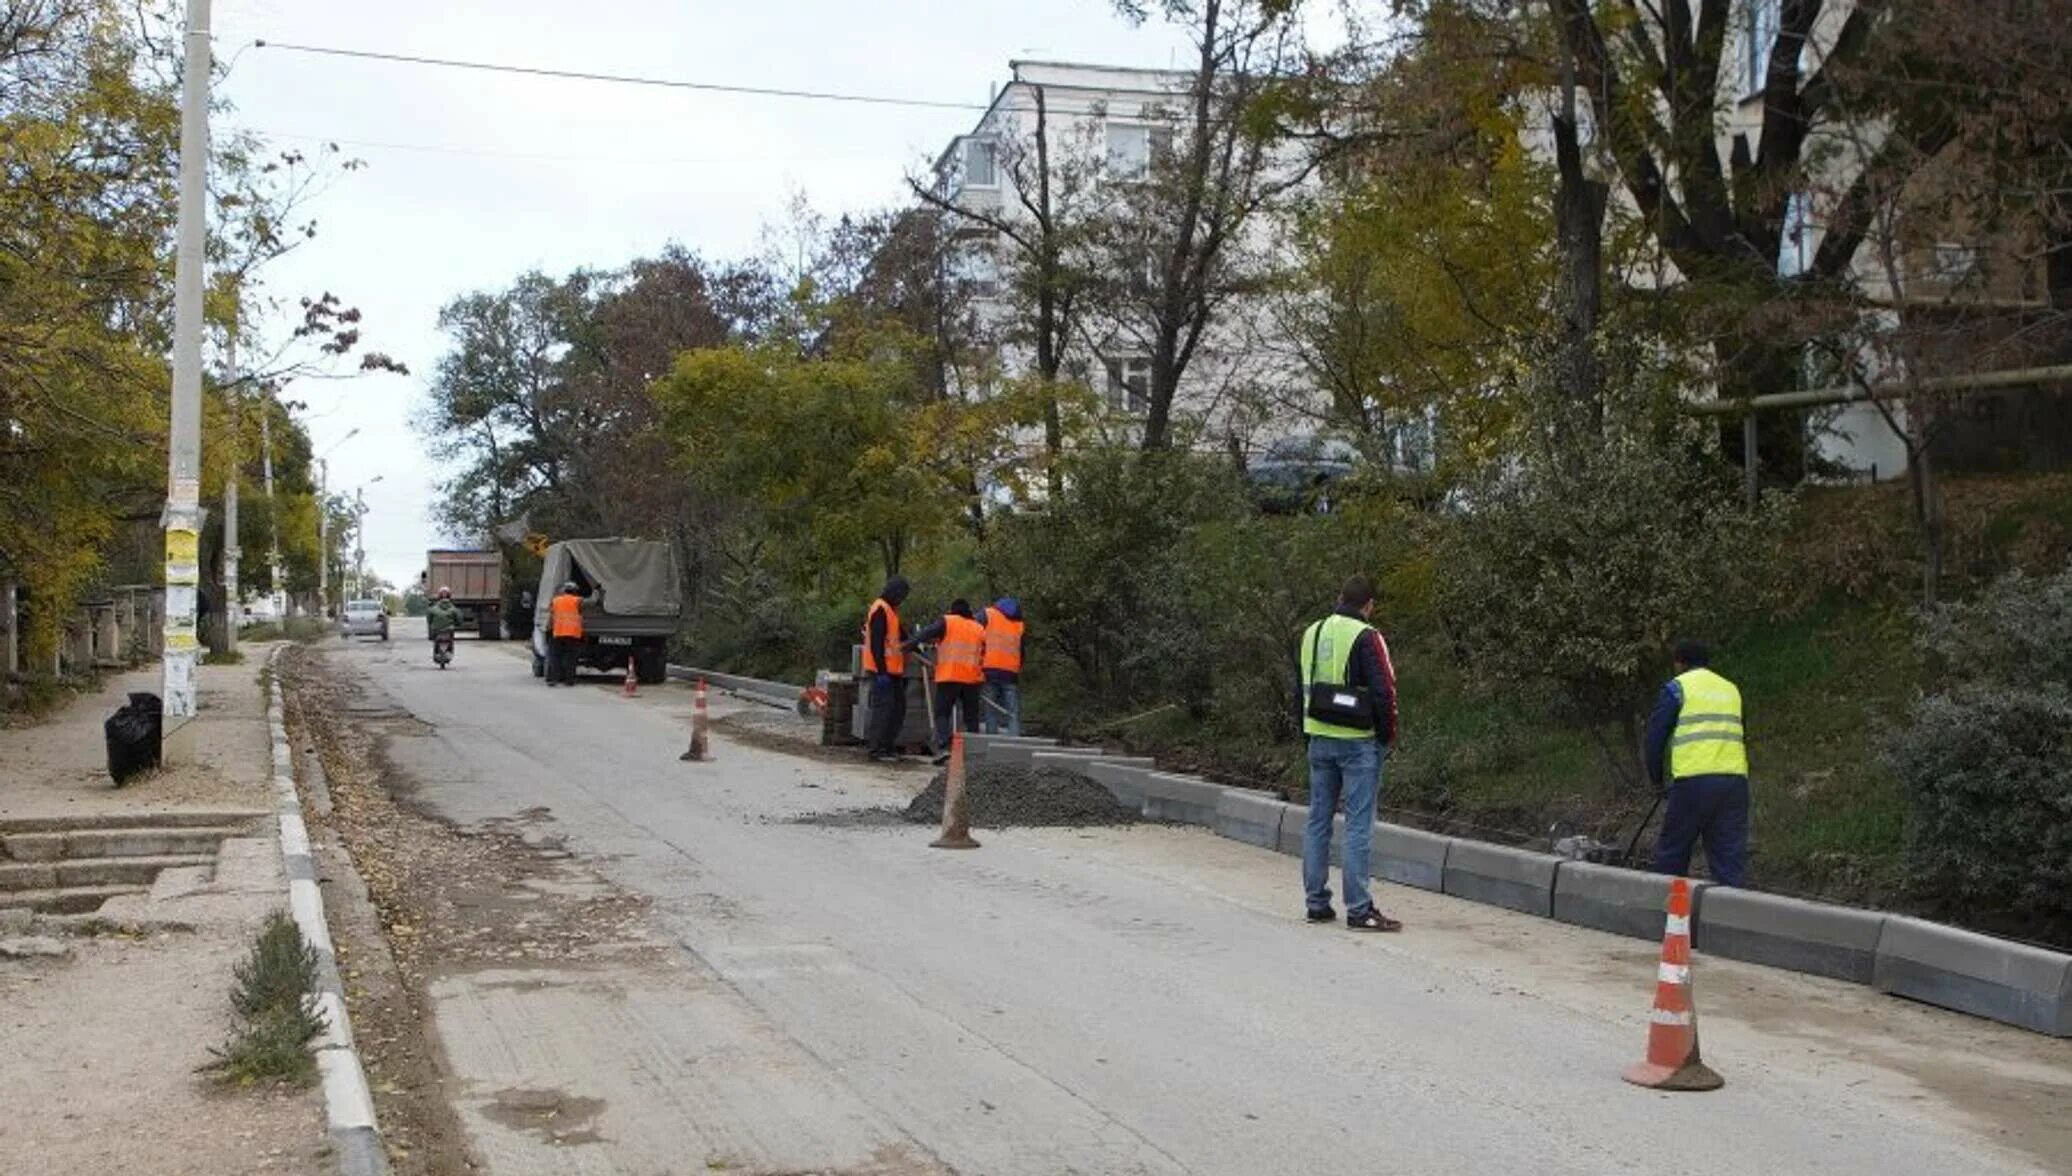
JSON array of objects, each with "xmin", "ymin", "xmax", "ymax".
[
  {"xmin": 1077, "ymin": 760, "xmax": 1157, "ymax": 809},
  {"xmin": 1874, "ymin": 917, "xmax": 2072, "ymax": 1037},
  {"xmin": 963, "ymin": 733, "xmax": 1061, "ymax": 764},
  {"xmin": 1374, "ymin": 823, "xmax": 1451, "ymax": 892},
  {"xmin": 1553, "ymin": 862, "xmax": 1706, "ymax": 941},
  {"xmin": 1212, "ymin": 790, "xmax": 1289, "ymax": 850},
  {"xmin": 1442, "ymin": 841, "xmax": 1562, "ymax": 918},
  {"xmin": 983, "ymin": 740, "xmax": 1083, "ymax": 767},
  {"xmin": 1140, "ymin": 772, "xmax": 1224, "ymax": 826},
  {"xmin": 1694, "ymin": 887, "xmax": 1885, "ymax": 985},
  {"xmin": 1275, "ymin": 808, "xmax": 1346, "ymax": 866}
]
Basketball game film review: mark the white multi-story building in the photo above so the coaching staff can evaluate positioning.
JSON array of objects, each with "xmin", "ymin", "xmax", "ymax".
[{"xmin": 928, "ymin": 60, "xmax": 1322, "ymax": 466}]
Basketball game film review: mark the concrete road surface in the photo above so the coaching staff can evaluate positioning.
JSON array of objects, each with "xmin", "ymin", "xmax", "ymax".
[{"xmin": 318, "ymin": 620, "xmax": 2072, "ymax": 1176}]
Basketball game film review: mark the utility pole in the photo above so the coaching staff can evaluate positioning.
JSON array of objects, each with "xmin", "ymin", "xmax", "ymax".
[
  {"xmin": 222, "ymin": 330, "xmax": 240, "ymax": 655},
  {"xmin": 162, "ymin": 0, "xmax": 212, "ymax": 761},
  {"xmin": 353, "ymin": 487, "xmax": 368, "ymax": 601}
]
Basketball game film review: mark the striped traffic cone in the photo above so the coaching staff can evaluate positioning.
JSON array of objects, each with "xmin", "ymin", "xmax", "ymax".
[
  {"xmin": 679, "ymin": 678, "xmax": 711, "ymax": 762},
  {"xmin": 623, "ymin": 655, "xmax": 638, "ymax": 697},
  {"xmin": 1623, "ymin": 877, "xmax": 1724, "ymax": 1091},
  {"xmin": 929, "ymin": 732, "xmax": 979, "ymax": 850}
]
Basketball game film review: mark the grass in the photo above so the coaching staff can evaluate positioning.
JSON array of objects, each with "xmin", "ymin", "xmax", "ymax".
[
  {"xmin": 202, "ymin": 912, "xmax": 326, "ymax": 1088},
  {"xmin": 202, "ymin": 648, "xmax": 246, "ymax": 666},
  {"xmin": 240, "ymin": 617, "xmax": 331, "ymax": 644}
]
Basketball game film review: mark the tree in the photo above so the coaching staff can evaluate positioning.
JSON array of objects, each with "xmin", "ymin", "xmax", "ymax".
[{"xmin": 1095, "ymin": 0, "xmax": 1312, "ymax": 451}]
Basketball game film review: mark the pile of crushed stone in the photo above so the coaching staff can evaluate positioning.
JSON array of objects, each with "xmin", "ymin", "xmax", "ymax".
[{"xmin": 903, "ymin": 763, "xmax": 1142, "ymax": 829}]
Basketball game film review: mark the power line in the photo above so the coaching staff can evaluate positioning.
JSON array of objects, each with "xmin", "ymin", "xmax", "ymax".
[
  {"xmin": 250, "ymin": 40, "xmax": 990, "ymax": 113},
  {"xmin": 238, "ymin": 126, "xmax": 891, "ymax": 169}
]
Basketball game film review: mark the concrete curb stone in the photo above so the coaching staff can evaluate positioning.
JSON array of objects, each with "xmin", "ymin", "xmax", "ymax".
[
  {"xmin": 1073, "ymin": 760, "xmax": 1158, "ymax": 809},
  {"xmin": 265, "ymin": 647, "xmax": 390, "ymax": 1176},
  {"xmin": 1553, "ymin": 862, "xmax": 1709, "ymax": 942},
  {"xmin": 1139, "ymin": 773, "xmax": 1225, "ymax": 826},
  {"xmin": 1212, "ymin": 790, "xmax": 1289, "ymax": 850},
  {"xmin": 1442, "ymin": 840, "xmax": 1563, "ymax": 917},
  {"xmin": 1873, "ymin": 916, "xmax": 2072, "ymax": 1036},
  {"xmin": 1375, "ymin": 823, "xmax": 1452, "ymax": 893},
  {"xmin": 1694, "ymin": 887, "xmax": 1884, "ymax": 984}
]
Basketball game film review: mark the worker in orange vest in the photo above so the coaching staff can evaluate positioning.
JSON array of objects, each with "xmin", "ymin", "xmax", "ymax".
[
  {"xmin": 547, "ymin": 580, "xmax": 586, "ymax": 687},
  {"xmin": 905, "ymin": 598, "xmax": 986, "ymax": 766},
  {"xmin": 862, "ymin": 576, "xmax": 911, "ymax": 762},
  {"xmin": 981, "ymin": 597, "xmax": 1025, "ymax": 736}
]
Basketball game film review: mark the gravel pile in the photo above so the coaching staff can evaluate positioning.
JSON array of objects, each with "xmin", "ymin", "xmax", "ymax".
[{"xmin": 903, "ymin": 763, "xmax": 1142, "ymax": 829}]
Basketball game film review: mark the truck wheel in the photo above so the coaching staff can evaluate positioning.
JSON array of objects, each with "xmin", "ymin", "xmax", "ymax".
[
  {"xmin": 478, "ymin": 613, "xmax": 498, "ymax": 641},
  {"xmin": 635, "ymin": 643, "xmax": 668, "ymax": 685}
]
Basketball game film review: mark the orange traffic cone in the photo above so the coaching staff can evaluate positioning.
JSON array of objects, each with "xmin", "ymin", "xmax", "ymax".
[
  {"xmin": 679, "ymin": 678, "xmax": 711, "ymax": 762},
  {"xmin": 1623, "ymin": 876, "xmax": 1723, "ymax": 1091},
  {"xmin": 929, "ymin": 732, "xmax": 979, "ymax": 850},
  {"xmin": 623, "ymin": 655, "xmax": 638, "ymax": 698}
]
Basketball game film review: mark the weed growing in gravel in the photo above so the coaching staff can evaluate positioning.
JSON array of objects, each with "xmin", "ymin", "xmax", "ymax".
[{"xmin": 204, "ymin": 912, "xmax": 327, "ymax": 1087}]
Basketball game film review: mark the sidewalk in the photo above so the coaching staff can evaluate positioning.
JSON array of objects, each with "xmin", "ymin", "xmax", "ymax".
[{"xmin": 0, "ymin": 656, "xmax": 325, "ymax": 1174}]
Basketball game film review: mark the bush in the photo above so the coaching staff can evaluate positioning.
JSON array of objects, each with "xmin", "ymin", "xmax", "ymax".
[
  {"xmin": 205, "ymin": 912, "xmax": 326, "ymax": 1087},
  {"xmin": 1888, "ymin": 562, "xmax": 2072, "ymax": 944},
  {"xmin": 1886, "ymin": 685, "xmax": 2072, "ymax": 942}
]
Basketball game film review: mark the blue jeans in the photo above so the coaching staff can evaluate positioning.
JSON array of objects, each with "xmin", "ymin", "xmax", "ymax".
[
  {"xmin": 1653, "ymin": 773, "xmax": 1750, "ymax": 887},
  {"xmin": 1304, "ymin": 737, "xmax": 1384, "ymax": 915},
  {"xmin": 983, "ymin": 679, "xmax": 1021, "ymax": 736}
]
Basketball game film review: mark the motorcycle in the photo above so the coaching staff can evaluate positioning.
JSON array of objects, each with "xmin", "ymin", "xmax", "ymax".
[{"xmin": 432, "ymin": 631, "xmax": 455, "ymax": 670}]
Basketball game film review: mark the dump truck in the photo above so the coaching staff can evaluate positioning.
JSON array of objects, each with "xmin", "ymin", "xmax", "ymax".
[
  {"xmin": 423, "ymin": 549, "xmax": 503, "ymax": 639},
  {"xmin": 530, "ymin": 538, "xmax": 681, "ymax": 685}
]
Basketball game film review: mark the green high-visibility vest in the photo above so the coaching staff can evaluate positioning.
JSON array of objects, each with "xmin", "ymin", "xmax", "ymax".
[
  {"xmin": 1670, "ymin": 667, "xmax": 1748, "ymax": 778},
  {"xmin": 1300, "ymin": 614, "xmax": 1377, "ymax": 739}
]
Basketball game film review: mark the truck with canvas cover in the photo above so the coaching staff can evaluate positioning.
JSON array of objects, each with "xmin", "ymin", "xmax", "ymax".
[
  {"xmin": 530, "ymin": 538, "xmax": 681, "ymax": 685},
  {"xmin": 424, "ymin": 549, "xmax": 503, "ymax": 639}
]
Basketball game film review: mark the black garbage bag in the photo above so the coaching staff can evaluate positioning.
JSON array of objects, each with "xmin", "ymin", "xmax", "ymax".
[{"xmin": 105, "ymin": 691, "xmax": 163, "ymax": 786}]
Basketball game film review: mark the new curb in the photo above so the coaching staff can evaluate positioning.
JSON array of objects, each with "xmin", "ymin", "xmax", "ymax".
[{"xmin": 265, "ymin": 647, "xmax": 390, "ymax": 1176}]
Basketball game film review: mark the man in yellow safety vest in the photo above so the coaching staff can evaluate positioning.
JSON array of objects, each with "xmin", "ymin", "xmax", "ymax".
[{"xmin": 1645, "ymin": 640, "xmax": 1751, "ymax": 887}]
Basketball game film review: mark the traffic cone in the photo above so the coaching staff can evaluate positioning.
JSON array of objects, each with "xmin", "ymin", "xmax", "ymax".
[
  {"xmin": 679, "ymin": 678, "xmax": 711, "ymax": 762},
  {"xmin": 929, "ymin": 732, "xmax": 979, "ymax": 850},
  {"xmin": 623, "ymin": 655, "xmax": 638, "ymax": 698},
  {"xmin": 1623, "ymin": 877, "xmax": 1724, "ymax": 1091}
]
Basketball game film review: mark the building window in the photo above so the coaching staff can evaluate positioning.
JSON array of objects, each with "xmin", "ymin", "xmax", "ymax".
[
  {"xmin": 1928, "ymin": 243, "xmax": 1978, "ymax": 282},
  {"xmin": 1104, "ymin": 357, "xmax": 1151, "ymax": 413},
  {"xmin": 954, "ymin": 241, "xmax": 1002, "ymax": 299},
  {"xmin": 963, "ymin": 137, "xmax": 997, "ymax": 188},
  {"xmin": 1746, "ymin": 0, "xmax": 1780, "ymax": 97},
  {"xmin": 1105, "ymin": 123, "xmax": 1172, "ymax": 178}
]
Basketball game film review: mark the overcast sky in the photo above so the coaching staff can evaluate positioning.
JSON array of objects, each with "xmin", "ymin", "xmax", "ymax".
[{"xmin": 211, "ymin": 0, "xmax": 1203, "ymax": 589}]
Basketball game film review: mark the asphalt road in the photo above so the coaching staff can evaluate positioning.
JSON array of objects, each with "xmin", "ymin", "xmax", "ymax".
[{"xmin": 323, "ymin": 620, "xmax": 2072, "ymax": 1176}]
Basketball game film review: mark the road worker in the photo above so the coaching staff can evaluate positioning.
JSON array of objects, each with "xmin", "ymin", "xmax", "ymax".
[
  {"xmin": 980, "ymin": 597, "xmax": 1024, "ymax": 736},
  {"xmin": 547, "ymin": 580, "xmax": 585, "ymax": 687},
  {"xmin": 862, "ymin": 576, "xmax": 912, "ymax": 762},
  {"xmin": 1296, "ymin": 575, "xmax": 1401, "ymax": 932},
  {"xmin": 905, "ymin": 598, "xmax": 985, "ymax": 766},
  {"xmin": 1646, "ymin": 640, "xmax": 1751, "ymax": 887}
]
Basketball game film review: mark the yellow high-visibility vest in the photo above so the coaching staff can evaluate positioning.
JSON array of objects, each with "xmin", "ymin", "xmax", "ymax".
[{"xmin": 1671, "ymin": 668, "xmax": 1748, "ymax": 778}]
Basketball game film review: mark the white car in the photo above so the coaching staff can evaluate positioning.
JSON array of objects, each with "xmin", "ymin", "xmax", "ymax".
[{"xmin": 340, "ymin": 599, "xmax": 389, "ymax": 641}]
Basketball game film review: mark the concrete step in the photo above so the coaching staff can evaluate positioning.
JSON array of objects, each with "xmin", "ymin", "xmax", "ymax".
[
  {"xmin": 0, "ymin": 884, "xmax": 150, "ymax": 915},
  {"xmin": 0, "ymin": 810, "xmax": 265, "ymax": 835},
  {"xmin": 0, "ymin": 854, "xmax": 215, "ymax": 892},
  {"xmin": 2, "ymin": 826, "xmax": 239, "ymax": 863}
]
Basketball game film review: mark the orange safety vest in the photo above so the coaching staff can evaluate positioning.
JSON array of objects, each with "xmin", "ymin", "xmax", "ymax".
[
  {"xmin": 862, "ymin": 598, "xmax": 904, "ymax": 674},
  {"xmin": 983, "ymin": 610, "xmax": 1024, "ymax": 674},
  {"xmin": 550, "ymin": 593, "xmax": 584, "ymax": 639},
  {"xmin": 935, "ymin": 614, "xmax": 986, "ymax": 685}
]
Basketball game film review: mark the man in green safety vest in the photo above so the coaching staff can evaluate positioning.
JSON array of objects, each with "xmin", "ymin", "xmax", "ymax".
[
  {"xmin": 1295, "ymin": 575, "xmax": 1401, "ymax": 932},
  {"xmin": 1645, "ymin": 640, "xmax": 1751, "ymax": 887}
]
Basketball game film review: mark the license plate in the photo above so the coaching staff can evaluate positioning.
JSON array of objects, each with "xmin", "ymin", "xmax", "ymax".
[{"xmin": 597, "ymin": 636, "xmax": 633, "ymax": 646}]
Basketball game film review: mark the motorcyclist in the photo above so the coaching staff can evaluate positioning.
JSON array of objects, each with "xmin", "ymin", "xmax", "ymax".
[{"xmin": 426, "ymin": 587, "xmax": 461, "ymax": 645}]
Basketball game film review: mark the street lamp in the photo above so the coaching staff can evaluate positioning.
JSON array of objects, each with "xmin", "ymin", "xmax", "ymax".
[{"xmin": 316, "ymin": 428, "xmax": 361, "ymax": 619}]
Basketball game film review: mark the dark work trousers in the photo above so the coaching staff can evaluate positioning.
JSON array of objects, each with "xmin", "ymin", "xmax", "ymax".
[
  {"xmin": 550, "ymin": 636, "xmax": 583, "ymax": 685},
  {"xmin": 933, "ymin": 681, "xmax": 983, "ymax": 752},
  {"xmin": 868, "ymin": 673, "xmax": 909, "ymax": 755},
  {"xmin": 1652, "ymin": 773, "xmax": 1752, "ymax": 888}
]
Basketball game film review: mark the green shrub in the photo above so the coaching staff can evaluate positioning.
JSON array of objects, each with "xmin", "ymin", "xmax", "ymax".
[
  {"xmin": 1886, "ymin": 685, "xmax": 2072, "ymax": 943},
  {"xmin": 205, "ymin": 912, "xmax": 326, "ymax": 1087}
]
